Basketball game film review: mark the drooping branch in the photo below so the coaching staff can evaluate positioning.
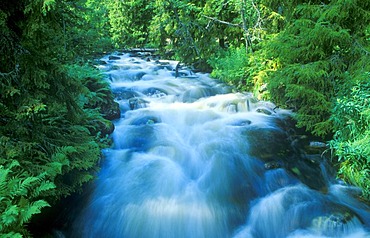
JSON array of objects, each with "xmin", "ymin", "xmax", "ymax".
[
  {"xmin": 250, "ymin": 0, "xmax": 263, "ymax": 40},
  {"xmin": 240, "ymin": 0, "xmax": 251, "ymax": 53},
  {"xmin": 202, "ymin": 0, "xmax": 262, "ymax": 54},
  {"xmin": 171, "ymin": 1, "xmax": 200, "ymax": 57},
  {"xmin": 202, "ymin": 15, "xmax": 242, "ymax": 28}
]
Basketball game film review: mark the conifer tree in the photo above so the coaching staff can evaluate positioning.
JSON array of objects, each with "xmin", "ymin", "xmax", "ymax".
[{"xmin": 0, "ymin": 0, "xmax": 114, "ymax": 235}]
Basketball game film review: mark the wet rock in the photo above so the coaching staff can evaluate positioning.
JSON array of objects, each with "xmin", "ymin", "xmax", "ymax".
[
  {"xmin": 110, "ymin": 65, "xmax": 121, "ymax": 70},
  {"xmin": 101, "ymin": 121, "xmax": 115, "ymax": 135},
  {"xmin": 310, "ymin": 206, "xmax": 363, "ymax": 237},
  {"xmin": 102, "ymin": 101, "xmax": 121, "ymax": 120},
  {"xmin": 264, "ymin": 161, "xmax": 282, "ymax": 170},
  {"xmin": 129, "ymin": 98, "xmax": 148, "ymax": 110},
  {"xmin": 242, "ymin": 126, "xmax": 292, "ymax": 161},
  {"xmin": 154, "ymin": 65, "xmax": 173, "ymax": 71},
  {"xmin": 130, "ymin": 115, "xmax": 161, "ymax": 126},
  {"xmin": 243, "ymin": 125, "xmax": 328, "ymax": 192},
  {"xmin": 229, "ymin": 119, "xmax": 252, "ymax": 127},
  {"xmin": 95, "ymin": 60, "xmax": 107, "ymax": 65},
  {"xmin": 113, "ymin": 89, "xmax": 140, "ymax": 100},
  {"xmin": 176, "ymin": 71, "xmax": 191, "ymax": 77},
  {"xmin": 256, "ymin": 108, "xmax": 273, "ymax": 115},
  {"xmin": 155, "ymin": 61, "xmax": 170, "ymax": 65},
  {"xmin": 132, "ymin": 71, "xmax": 147, "ymax": 80},
  {"xmin": 143, "ymin": 87, "xmax": 167, "ymax": 97},
  {"xmin": 305, "ymin": 141, "xmax": 328, "ymax": 154},
  {"xmin": 89, "ymin": 119, "xmax": 115, "ymax": 136},
  {"xmin": 286, "ymin": 156, "xmax": 328, "ymax": 192},
  {"xmin": 108, "ymin": 55, "xmax": 121, "ymax": 60}
]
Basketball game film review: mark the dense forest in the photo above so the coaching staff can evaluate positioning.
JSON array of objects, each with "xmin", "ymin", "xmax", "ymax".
[{"xmin": 1, "ymin": 0, "xmax": 369, "ymax": 236}]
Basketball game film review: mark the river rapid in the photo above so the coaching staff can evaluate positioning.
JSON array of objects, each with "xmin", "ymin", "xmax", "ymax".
[{"xmin": 70, "ymin": 52, "xmax": 370, "ymax": 238}]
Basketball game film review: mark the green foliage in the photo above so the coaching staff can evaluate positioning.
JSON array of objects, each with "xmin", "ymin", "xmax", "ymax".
[
  {"xmin": 208, "ymin": 46, "xmax": 250, "ymax": 89},
  {"xmin": 0, "ymin": 0, "xmax": 115, "ymax": 236},
  {"xmin": 148, "ymin": 0, "xmax": 210, "ymax": 64},
  {"xmin": 0, "ymin": 161, "xmax": 54, "ymax": 236},
  {"xmin": 249, "ymin": 0, "xmax": 369, "ymax": 138},
  {"xmin": 330, "ymin": 77, "xmax": 370, "ymax": 200},
  {"xmin": 108, "ymin": 0, "xmax": 154, "ymax": 48}
]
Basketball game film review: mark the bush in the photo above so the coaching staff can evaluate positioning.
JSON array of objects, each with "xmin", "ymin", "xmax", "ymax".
[
  {"xmin": 208, "ymin": 46, "xmax": 250, "ymax": 90},
  {"xmin": 330, "ymin": 78, "xmax": 370, "ymax": 200}
]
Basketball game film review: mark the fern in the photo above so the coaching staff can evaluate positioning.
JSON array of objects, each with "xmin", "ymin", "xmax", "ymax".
[
  {"xmin": 20, "ymin": 200, "xmax": 50, "ymax": 224},
  {"xmin": 330, "ymin": 76, "xmax": 370, "ymax": 200},
  {"xmin": 32, "ymin": 181, "xmax": 56, "ymax": 197},
  {"xmin": 0, "ymin": 232, "xmax": 23, "ymax": 238},
  {"xmin": 1, "ymin": 205, "xmax": 19, "ymax": 227},
  {"xmin": 0, "ymin": 162, "xmax": 53, "ymax": 235}
]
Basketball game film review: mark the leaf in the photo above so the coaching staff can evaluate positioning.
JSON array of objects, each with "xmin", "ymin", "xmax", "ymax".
[
  {"xmin": 1, "ymin": 205, "xmax": 19, "ymax": 226},
  {"xmin": 21, "ymin": 200, "xmax": 50, "ymax": 224},
  {"xmin": 32, "ymin": 181, "xmax": 56, "ymax": 197},
  {"xmin": 42, "ymin": 0, "xmax": 56, "ymax": 14}
]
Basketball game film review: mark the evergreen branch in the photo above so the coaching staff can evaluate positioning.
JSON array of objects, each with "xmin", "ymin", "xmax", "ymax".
[{"xmin": 354, "ymin": 40, "xmax": 370, "ymax": 55}]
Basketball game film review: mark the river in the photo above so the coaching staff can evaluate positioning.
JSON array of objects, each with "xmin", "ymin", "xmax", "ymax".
[{"xmin": 70, "ymin": 52, "xmax": 370, "ymax": 238}]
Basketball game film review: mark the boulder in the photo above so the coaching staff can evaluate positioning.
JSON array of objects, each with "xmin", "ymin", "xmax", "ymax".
[
  {"xmin": 310, "ymin": 205, "xmax": 363, "ymax": 237},
  {"xmin": 108, "ymin": 55, "xmax": 121, "ymax": 60},
  {"xmin": 305, "ymin": 141, "xmax": 328, "ymax": 154},
  {"xmin": 102, "ymin": 101, "xmax": 120, "ymax": 120},
  {"xmin": 264, "ymin": 161, "xmax": 282, "ymax": 170},
  {"xmin": 129, "ymin": 98, "xmax": 148, "ymax": 110}
]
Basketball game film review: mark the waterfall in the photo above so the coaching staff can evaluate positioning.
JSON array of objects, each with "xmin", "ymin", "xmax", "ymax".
[{"xmin": 70, "ymin": 53, "xmax": 370, "ymax": 238}]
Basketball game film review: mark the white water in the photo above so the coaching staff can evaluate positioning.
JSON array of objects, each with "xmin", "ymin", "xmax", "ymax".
[{"xmin": 71, "ymin": 53, "xmax": 370, "ymax": 238}]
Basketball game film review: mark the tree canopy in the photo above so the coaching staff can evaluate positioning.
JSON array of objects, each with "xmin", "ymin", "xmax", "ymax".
[{"xmin": 1, "ymin": 0, "xmax": 115, "ymax": 236}]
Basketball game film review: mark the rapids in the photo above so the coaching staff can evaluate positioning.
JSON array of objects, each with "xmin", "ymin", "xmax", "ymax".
[{"xmin": 71, "ymin": 53, "xmax": 370, "ymax": 238}]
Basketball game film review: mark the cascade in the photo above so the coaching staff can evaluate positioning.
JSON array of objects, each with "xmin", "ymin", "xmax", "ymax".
[{"xmin": 70, "ymin": 53, "xmax": 370, "ymax": 238}]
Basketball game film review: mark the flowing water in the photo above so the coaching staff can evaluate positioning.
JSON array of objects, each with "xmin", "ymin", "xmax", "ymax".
[{"xmin": 71, "ymin": 53, "xmax": 370, "ymax": 238}]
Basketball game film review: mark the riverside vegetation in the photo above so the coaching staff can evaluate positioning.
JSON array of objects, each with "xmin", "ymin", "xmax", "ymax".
[{"xmin": 1, "ymin": 0, "xmax": 369, "ymax": 236}]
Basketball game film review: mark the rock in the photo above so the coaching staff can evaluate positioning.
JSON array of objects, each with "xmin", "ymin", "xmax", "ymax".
[
  {"xmin": 264, "ymin": 161, "xmax": 282, "ymax": 170},
  {"xmin": 242, "ymin": 126, "xmax": 292, "ymax": 161},
  {"xmin": 310, "ymin": 206, "xmax": 362, "ymax": 237},
  {"xmin": 88, "ymin": 119, "xmax": 115, "ymax": 136},
  {"xmin": 100, "ymin": 120, "xmax": 115, "ymax": 135},
  {"xmin": 110, "ymin": 65, "xmax": 121, "ymax": 70},
  {"xmin": 113, "ymin": 89, "xmax": 140, "ymax": 100},
  {"xmin": 108, "ymin": 55, "xmax": 121, "ymax": 60},
  {"xmin": 305, "ymin": 141, "xmax": 328, "ymax": 154},
  {"xmin": 95, "ymin": 60, "xmax": 107, "ymax": 65},
  {"xmin": 229, "ymin": 119, "xmax": 252, "ymax": 127},
  {"xmin": 102, "ymin": 101, "xmax": 120, "ymax": 120},
  {"xmin": 154, "ymin": 65, "xmax": 174, "ymax": 71},
  {"xmin": 286, "ymin": 156, "xmax": 328, "ymax": 192},
  {"xmin": 256, "ymin": 108, "xmax": 273, "ymax": 115},
  {"xmin": 132, "ymin": 71, "xmax": 147, "ymax": 81},
  {"xmin": 143, "ymin": 87, "xmax": 167, "ymax": 97},
  {"xmin": 130, "ymin": 115, "xmax": 161, "ymax": 126},
  {"xmin": 243, "ymin": 125, "xmax": 329, "ymax": 192},
  {"xmin": 129, "ymin": 98, "xmax": 148, "ymax": 110}
]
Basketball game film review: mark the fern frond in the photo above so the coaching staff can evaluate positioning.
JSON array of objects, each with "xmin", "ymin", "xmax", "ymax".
[
  {"xmin": 32, "ymin": 181, "xmax": 56, "ymax": 197},
  {"xmin": 0, "ymin": 232, "xmax": 23, "ymax": 238},
  {"xmin": 20, "ymin": 200, "xmax": 50, "ymax": 224},
  {"xmin": 1, "ymin": 205, "xmax": 19, "ymax": 227}
]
